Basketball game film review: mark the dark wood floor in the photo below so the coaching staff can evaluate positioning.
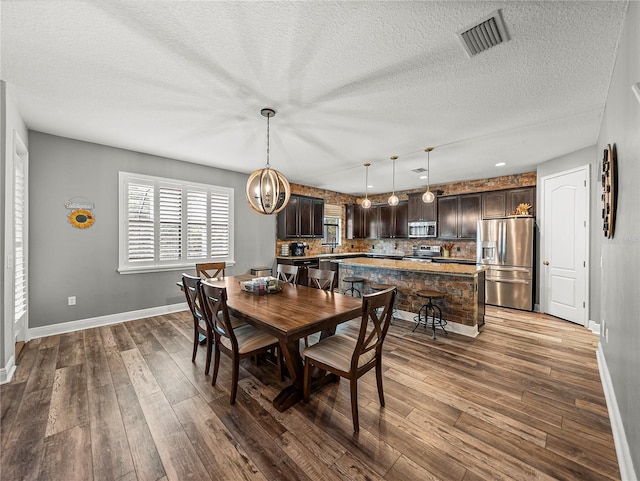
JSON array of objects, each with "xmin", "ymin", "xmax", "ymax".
[{"xmin": 1, "ymin": 306, "xmax": 620, "ymax": 481}]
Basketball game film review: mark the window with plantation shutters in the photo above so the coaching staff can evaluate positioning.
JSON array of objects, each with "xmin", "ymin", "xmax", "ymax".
[
  {"xmin": 119, "ymin": 172, "xmax": 234, "ymax": 273},
  {"xmin": 14, "ymin": 153, "xmax": 27, "ymax": 325}
]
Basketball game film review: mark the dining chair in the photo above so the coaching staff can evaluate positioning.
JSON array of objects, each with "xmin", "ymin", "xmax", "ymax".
[
  {"xmin": 199, "ymin": 282, "xmax": 282, "ymax": 404},
  {"xmin": 181, "ymin": 273, "xmax": 214, "ymax": 375},
  {"xmin": 276, "ymin": 264, "xmax": 299, "ymax": 284},
  {"xmin": 302, "ymin": 286, "xmax": 396, "ymax": 432},
  {"xmin": 196, "ymin": 262, "xmax": 226, "ymax": 279},
  {"xmin": 303, "ymin": 268, "xmax": 337, "ymax": 346},
  {"xmin": 306, "ymin": 267, "xmax": 335, "ymax": 291}
]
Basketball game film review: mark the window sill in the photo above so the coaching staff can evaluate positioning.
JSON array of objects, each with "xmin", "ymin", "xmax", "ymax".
[{"xmin": 118, "ymin": 260, "xmax": 235, "ymax": 275}]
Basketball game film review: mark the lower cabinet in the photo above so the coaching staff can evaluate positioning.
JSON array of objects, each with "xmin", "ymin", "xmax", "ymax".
[{"xmin": 277, "ymin": 257, "xmax": 319, "ymax": 285}]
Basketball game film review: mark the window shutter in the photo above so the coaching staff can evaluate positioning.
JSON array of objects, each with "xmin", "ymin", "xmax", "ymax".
[
  {"xmin": 159, "ymin": 186, "xmax": 182, "ymax": 260},
  {"xmin": 187, "ymin": 190, "xmax": 208, "ymax": 259},
  {"xmin": 211, "ymin": 191, "xmax": 230, "ymax": 257},
  {"xmin": 127, "ymin": 182, "xmax": 155, "ymax": 262},
  {"xmin": 14, "ymin": 155, "xmax": 27, "ymax": 321}
]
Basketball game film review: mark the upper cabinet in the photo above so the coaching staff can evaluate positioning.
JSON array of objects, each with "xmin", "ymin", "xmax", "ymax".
[
  {"xmin": 437, "ymin": 194, "xmax": 481, "ymax": 239},
  {"xmin": 346, "ymin": 201, "xmax": 408, "ymax": 239},
  {"xmin": 408, "ymin": 193, "xmax": 437, "ymax": 222},
  {"xmin": 277, "ymin": 194, "xmax": 324, "ymax": 239},
  {"xmin": 481, "ymin": 187, "xmax": 536, "ymax": 219}
]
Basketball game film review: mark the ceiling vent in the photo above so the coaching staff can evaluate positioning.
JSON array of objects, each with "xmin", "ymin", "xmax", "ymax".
[
  {"xmin": 412, "ymin": 167, "xmax": 427, "ymax": 174},
  {"xmin": 457, "ymin": 9, "xmax": 509, "ymax": 57}
]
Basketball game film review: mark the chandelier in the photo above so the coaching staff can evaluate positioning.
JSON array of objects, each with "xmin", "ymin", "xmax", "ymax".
[{"xmin": 245, "ymin": 108, "xmax": 291, "ymax": 215}]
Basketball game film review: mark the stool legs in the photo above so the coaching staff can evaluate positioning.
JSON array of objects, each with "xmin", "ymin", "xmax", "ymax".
[
  {"xmin": 413, "ymin": 299, "xmax": 447, "ymax": 339},
  {"xmin": 344, "ymin": 282, "xmax": 362, "ymax": 297}
]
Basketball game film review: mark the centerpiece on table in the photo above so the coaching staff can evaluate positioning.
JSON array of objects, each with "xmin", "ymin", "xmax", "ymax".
[{"xmin": 239, "ymin": 276, "xmax": 282, "ymax": 295}]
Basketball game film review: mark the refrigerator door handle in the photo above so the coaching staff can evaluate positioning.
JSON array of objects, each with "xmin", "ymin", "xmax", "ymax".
[
  {"xmin": 489, "ymin": 266, "xmax": 531, "ymax": 273},
  {"xmin": 500, "ymin": 220, "xmax": 507, "ymax": 263},
  {"xmin": 486, "ymin": 278, "xmax": 531, "ymax": 285}
]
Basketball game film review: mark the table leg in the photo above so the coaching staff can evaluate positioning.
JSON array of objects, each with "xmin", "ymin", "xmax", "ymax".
[{"xmin": 272, "ymin": 333, "xmax": 339, "ymax": 412}]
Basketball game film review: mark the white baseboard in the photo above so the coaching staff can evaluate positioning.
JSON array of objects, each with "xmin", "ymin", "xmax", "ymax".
[
  {"xmin": 588, "ymin": 319, "xmax": 601, "ymax": 335},
  {"xmin": 28, "ymin": 302, "xmax": 188, "ymax": 340},
  {"xmin": 597, "ymin": 343, "xmax": 638, "ymax": 481},
  {"xmin": 0, "ymin": 355, "xmax": 16, "ymax": 385},
  {"xmin": 394, "ymin": 310, "xmax": 479, "ymax": 338}
]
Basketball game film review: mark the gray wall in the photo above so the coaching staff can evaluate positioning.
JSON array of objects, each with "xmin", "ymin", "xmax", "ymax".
[
  {"xmin": 28, "ymin": 131, "xmax": 276, "ymax": 328},
  {"xmin": 596, "ymin": 1, "xmax": 640, "ymax": 474}
]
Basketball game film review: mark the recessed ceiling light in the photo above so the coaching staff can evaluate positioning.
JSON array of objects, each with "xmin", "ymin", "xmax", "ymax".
[
  {"xmin": 495, "ymin": 162, "xmax": 506, "ymax": 167},
  {"xmin": 368, "ymin": 185, "xmax": 373, "ymax": 189},
  {"xmin": 419, "ymin": 175, "xmax": 427, "ymax": 180}
]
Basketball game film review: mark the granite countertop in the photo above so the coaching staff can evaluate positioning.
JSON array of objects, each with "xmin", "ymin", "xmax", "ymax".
[
  {"xmin": 276, "ymin": 251, "xmax": 405, "ymax": 260},
  {"xmin": 432, "ymin": 256, "xmax": 477, "ymax": 264},
  {"xmin": 339, "ymin": 257, "xmax": 486, "ymax": 276}
]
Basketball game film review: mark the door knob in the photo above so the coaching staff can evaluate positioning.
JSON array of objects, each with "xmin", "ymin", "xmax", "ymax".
[{"xmin": 543, "ymin": 261, "xmax": 549, "ymax": 265}]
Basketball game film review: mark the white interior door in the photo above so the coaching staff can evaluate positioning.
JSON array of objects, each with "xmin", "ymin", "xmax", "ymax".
[{"xmin": 541, "ymin": 167, "xmax": 588, "ymax": 325}]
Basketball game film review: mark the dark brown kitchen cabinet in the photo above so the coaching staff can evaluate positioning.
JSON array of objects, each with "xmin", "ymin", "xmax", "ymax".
[
  {"xmin": 377, "ymin": 202, "xmax": 408, "ymax": 238},
  {"xmin": 437, "ymin": 194, "xmax": 481, "ymax": 239},
  {"xmin": 277, "ymin": 194, "xmax": 324, "ymax": 239},
  {"xmin": 345, "ymin": 201, "xmax": 407, "ymax": 239},
  {"xmin": 346, "ymin": 203, "xmax": 369, "ymax": 239},
  {"xmin": 408, "ymin": 193, "xmax": 437, "ymax": 222},
  {"xmin": 481, "ymin": 187, "xmax": 536, "ymax": 218},
  {"xmin": 506, "ymin": 187, "xmax": 535, "ymax": 216}
]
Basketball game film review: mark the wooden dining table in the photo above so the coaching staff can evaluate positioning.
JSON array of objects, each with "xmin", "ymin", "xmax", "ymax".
[{"xmin": 203, "ymin": 275, "xmax": 363, "ymax": 411}]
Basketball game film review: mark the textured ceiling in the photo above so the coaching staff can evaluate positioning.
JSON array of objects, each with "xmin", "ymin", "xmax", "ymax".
[{"xmin": 1, "ymin": 1, "xmax": 628, "ymax": 195}]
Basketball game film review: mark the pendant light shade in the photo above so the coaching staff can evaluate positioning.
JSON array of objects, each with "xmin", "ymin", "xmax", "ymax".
[
  {"xmin": 388, "ymin": 156, "xmax": 399, "ymax": 206},
  {"xmin": 422, "ymin": 147, "xmax": 435, "ymax": 204},
  {"xmin": 361, "ymin": 162, "xmax": 372, "ymax": 209},
  {"xmin": 245, "ymin": 108, "xmax": 291, "ymax": 215}
]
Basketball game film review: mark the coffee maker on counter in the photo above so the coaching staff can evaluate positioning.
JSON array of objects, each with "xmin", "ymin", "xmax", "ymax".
[{"xmin": 289, "ymin": 242, "xmax": 308, "ymax": 256}]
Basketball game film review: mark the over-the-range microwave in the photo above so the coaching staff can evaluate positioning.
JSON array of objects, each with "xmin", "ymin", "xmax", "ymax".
[{"xmin": 408, "ymin": 221, "xmax": 437, "ymax": 238}]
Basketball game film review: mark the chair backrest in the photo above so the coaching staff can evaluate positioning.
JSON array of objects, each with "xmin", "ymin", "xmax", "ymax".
[
  {"xmin": 351, "ymin": 287, "xmax": 396, "ymax": 370},
  {"xmin": 182, "ymin": 273, "xmax": 204, "ymax": 322},
  {"xmin": 276, "ymin": 264, "xmax": 299, "ymax": 284},
  {"xmin": 196, "ymin": 262, "xmax": 226, "ymax": 279},
  {"xmin": 306, "ymin": 268, "xmax": 335, "ymax": 291},
  {"xmin": 199, "ymin": 282, "xmax": 237, "ymax": 349}
]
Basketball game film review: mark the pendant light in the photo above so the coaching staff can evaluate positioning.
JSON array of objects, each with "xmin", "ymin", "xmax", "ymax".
[
  {"xmin": 387, "ymin": 156, "xmax": 399, "ymax": 206},
  {"xmin": 361, "ymin": 163, "xmax": 372, "ymax": 209},
  {"xmin": 245, "ymin": 108, "xmax": 291, "ymax": 215},
  {"xmin": 422, "ymin": 147, "xmax": 435, "ymax": 203}
]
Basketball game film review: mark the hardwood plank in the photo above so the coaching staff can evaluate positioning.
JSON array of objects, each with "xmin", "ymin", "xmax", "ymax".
[
  {"xmin": 330, "ymin": 452, "xmax": 385, "ymax": 481},
  {"xmin": 142, "ymin": 348, "xmax": 199, "ymax": 405},
  {"xmin": 115, "ymin": 384, "xmax": 166, "ymax": 481},
  {"xmin": 45, "ymin": 364, "xmax": 88, "ymax": 437},
  {"xmin": 84, "ymin": 328, "xmax": 113, "ymax": 391},
  {"xmin": 40, "ymin": 424, "xmax": 93, "ymax": 481},
  {"xmin": 138, "ymin": 390, "xmax": 212, "ymax": 481},
  {"xmin": 0, "ymin": 405, "xmax": 49, "ymax": 481},
  {"xmin": 384, "ymin": 454, "xmax": 452, "ymax": 481},
  {"xmin": 88, "ymin": 383, "xmax": 135, "ymax": 481},
  {"xmin": 110, "ymin": 323, "xmax": 137, "ymax": 352},
  {"xmin": 24, "ymin": 346, "xmax": 59, "ymax": 394},
  {"xmin": 0, "ymin": 381, "xmax": 26, "ymax": 441},
  {"xmin": 12, "ymin": 338, "xmax": 41, "ymax": 383},
  {"xmin": 104, "ymin": 346, "xmax": 132, "ymax": 390},
  {"xmin": 56, "ymin": 331, "xmax": 85, "ymax": 368},
  {"xmin": 120, "ymin": 348, "xmax": 161, "ymax": 399},
  {"xmin": 172, "ymin": 394, "xmax": 268, "ymax": 481},
  {"xmin": 167, "ymin": 349, "xmax": 222, "ymax": 403}
]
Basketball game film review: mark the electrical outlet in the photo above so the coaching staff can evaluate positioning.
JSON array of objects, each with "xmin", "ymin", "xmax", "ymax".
[
  {"xmin": 457, "ymin": 247, "xmax": 461, "ymax": 252},
  {"xmin": 68, "ymin": 296, "xmax": 76, "ymax": 306}
]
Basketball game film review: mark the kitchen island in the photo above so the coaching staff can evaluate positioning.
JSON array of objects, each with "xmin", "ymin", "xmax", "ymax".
[{"xmin": 338, "ymin": 257, "xmax": 486, "ymax": 337}]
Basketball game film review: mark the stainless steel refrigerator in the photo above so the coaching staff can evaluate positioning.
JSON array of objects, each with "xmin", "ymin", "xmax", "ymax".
[{"xmin": 477, "ymin": 217, "xmax": 534, "ymax": 311}]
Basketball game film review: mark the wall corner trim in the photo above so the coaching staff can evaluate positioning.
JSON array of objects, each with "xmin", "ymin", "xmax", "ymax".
[
  {"xmin": 597, "ymin": 343, "xmax": 638, "ymax": 481},
  {"xmin": 0, "ymin": 356, "xmax": 16, "ymax": 385},
  {"xmin": 27, "ymin": 303, "xmax": 188, "ymax": 340}
]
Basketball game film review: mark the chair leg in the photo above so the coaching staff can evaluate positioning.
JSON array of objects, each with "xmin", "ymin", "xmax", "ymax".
[
  {"xmin": 350, "ymin": 378, "xmax": 359, "ymax": 433},
  {"xmin": 375, "ymin": 357, "xmax": 385, "ymax": 407},
  {"xmin": 192, "ymin": 326, "xmax": 199, "ymax": 362},
  {"xmin": 230, "ymin": 355, "xmax": 239, "ymax": 405},
  {"xmin": 277, "ymin": 347, "xmax": 284, "ymax": 382},
  {"xmin": 211, "ymin": 345, "xmax": 221, "ymax": 386},
  {"xmin": 204, "ymin": 338, "xmax": 213, "ymax": 375},
  {"xmin": 303, "ymin": 359, "xmax": 312, "ymax": 402}
]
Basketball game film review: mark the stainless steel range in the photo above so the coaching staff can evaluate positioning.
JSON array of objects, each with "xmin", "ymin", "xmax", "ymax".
[{"xmin": 402, "ymin": 245, "xmax": 441, "ymax": 262}]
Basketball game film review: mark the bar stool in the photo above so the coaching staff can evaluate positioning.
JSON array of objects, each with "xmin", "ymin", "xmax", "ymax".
[
  {"xmin": 370, "ymin": 283, "xmax": 398, "ymax": 323},
  {"xmin": 343, "ymin": 276, "xmax": 365, "ymax": 297},
  {"xmin": 414, "ymin": 290, "xmax": 447, "ymax": 339}
]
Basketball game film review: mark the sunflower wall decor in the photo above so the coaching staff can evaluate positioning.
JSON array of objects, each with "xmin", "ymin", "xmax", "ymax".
[
  {"xmin": 65, "ymin": 198, "xmax": 96, "ymax": 229},
  {"xmin": 69, "ymin": 209, "xmax": 95, "ymax": 229}
]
